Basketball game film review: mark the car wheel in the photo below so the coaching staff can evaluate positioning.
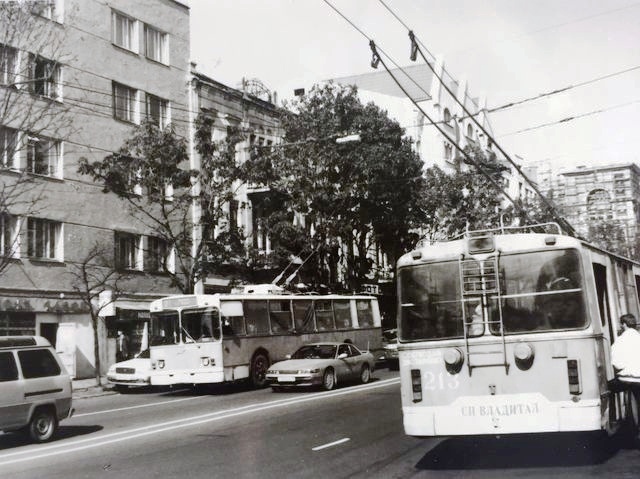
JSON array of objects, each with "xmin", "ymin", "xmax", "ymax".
[
  {"xmin": 28, "ymin": 408, "xmax": 57, "ymax": 443},
  {"xmin": 323, "ymin": 368, "xmax": 336, "ymax": 391},
  {"xmin": 360, "ymin": 364, "xmax": 371, "ymax": 384},
  {"xmin": 250, "ymin": 352, "xmax": 270, "ymax": 388}
]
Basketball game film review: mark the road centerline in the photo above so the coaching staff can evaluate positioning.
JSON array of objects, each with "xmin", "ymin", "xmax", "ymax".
[{"xmin": 312, "ymin": 437, "xmax": 350, "ymax": 451}]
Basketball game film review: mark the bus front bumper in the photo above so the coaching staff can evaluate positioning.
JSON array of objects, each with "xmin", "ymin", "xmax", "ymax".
[{"xmin": 150, "ymin": 370, "xmax": 225, "ymax": 386}]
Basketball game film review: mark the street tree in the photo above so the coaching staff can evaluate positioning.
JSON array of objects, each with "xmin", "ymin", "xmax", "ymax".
[
  {"xmin": 421, "ymin": 145, "xmax": 507, "ymax": 242},
  {"xmin": 0, "ymin": 2, "xmax": 74, "ymax": 273},
  {"xmin": 245, "ymin": 83, "xmax": 425, "ymax": 290},
  {"xmin": 78, "ymin": 117, "xmax": 247, "ymax": 294},
  {"xmin": 68, "ymin": 242, "xmax": 129, "ymax": 385}
]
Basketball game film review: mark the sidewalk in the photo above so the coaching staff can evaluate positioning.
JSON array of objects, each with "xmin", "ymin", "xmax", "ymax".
[{"xmin": 72, "ymin": 376, "xmax": 118, "ymax": 399}]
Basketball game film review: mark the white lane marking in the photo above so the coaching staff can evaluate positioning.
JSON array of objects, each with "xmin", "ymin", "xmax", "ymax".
[
  {"xmin": 73, "ymin": 395, "xmax": 205, "ymax": 417},
  {"xmin": 0, "ymin": 378, "xmax": 399, "ymax": 466},
  {"xmin": 312, "ymin": 437, "xmax": 350, "ymax": 451}
]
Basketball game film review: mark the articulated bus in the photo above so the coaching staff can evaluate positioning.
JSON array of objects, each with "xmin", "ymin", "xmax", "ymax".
[
  {"xmin": 397, "ymin": 223, "xmax": 640, "ymax": 438},
  {"xmin": 148, "ymin": 292, "xmax": 381, "ymax": 388}
]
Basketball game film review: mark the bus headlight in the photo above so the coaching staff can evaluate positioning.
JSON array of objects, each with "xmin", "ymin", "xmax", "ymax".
[
  {"xmin": 201, "ymin": 357, "xmax": 210, "ymax": 367},
  {"xmin": 443, "ymin": 348, "xmax": 464, "ymax": 374},
  {"xmin": 157, "ymin": 359, "xmax": 165, "ymax": 369},
  {"xmin": 514, "ymin": 343, "xmax": 534, "ymax": 370}
]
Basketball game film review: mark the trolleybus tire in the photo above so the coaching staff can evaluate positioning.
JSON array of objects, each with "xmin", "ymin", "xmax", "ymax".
[
  {"xmin": 360, "ymin": 364, "xmax": 371, "ymax": 384},
  {"xmin": 250, "ymin": 352, "xmax": 270, "ymax": 388},
  {"xmin": 322, "ymin": 368, "xmax": 336, "ymax": 391}
]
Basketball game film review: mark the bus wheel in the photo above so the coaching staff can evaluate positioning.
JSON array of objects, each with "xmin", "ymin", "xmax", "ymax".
[
  {"xmin": 250, "ymin": 353, "xmax": 270, "ymax": 388},
  {"xmin": 360, "ymin": 364, "xmax": 371, "ymax": 384},
  {"xmin": 323, "ymin": 368, "xmax": 336, "ymax": 391}
]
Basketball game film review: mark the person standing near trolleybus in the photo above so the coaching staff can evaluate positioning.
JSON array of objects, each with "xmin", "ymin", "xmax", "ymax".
[{"xmin": 610, "ymin": 313, "xmax": 640, "ymax": 434}]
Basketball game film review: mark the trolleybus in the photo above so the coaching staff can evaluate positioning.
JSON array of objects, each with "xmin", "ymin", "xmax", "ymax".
[
  {"xmin": 396, "ymin": 223, "xmax": 640, "ymax": 438},
  {"xmin": 148, "ymin": 291, "xmax": 381, "ymax": 388}
]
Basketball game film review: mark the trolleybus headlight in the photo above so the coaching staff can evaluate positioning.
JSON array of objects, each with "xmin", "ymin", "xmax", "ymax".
[
  {"xmin": 514, "ymin": 343, "xmax": 535, "ymax": 370},
  {"xmin": 411, "ymin": 369, "xmax": 422, "ymax": 403},
  {"xmin": 201, "ymin": 357, "xmax": 210, "ymax": 366},
  {"xmin": 443, "ymin": 348, "xmax": 464, "ymax": 374},
  {"xmin": 157, "ymin": 359, "xmax": 165, "ymax": 369}
]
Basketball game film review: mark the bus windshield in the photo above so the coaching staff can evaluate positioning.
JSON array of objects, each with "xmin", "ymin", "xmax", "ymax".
[
  {"xmin": 399, "ymin": 249, "xmax": 586, "ymax": 341},
  {"xmin": 150, "ymin": 307, "xmax": 221, "ymax": 345}
]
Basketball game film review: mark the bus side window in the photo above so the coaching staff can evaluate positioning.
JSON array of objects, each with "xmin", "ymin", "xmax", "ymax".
[
  {"xmin": 293, "ymin": 300, "xmax": 315, "ymax": 332},
  {"xmin": 334, "ymin": 300, "xmax": 351, "ymax": 329},
  {"xmin": 315, "ymin": 300, "xmax": 335, "ymax": 331},
  {"xmin": 269, "ymin": 300, "xmax": 293, "ymax": 334},
  {"xmin": 356, "ymin": 300, "xmax": 374, "ymax": 327},
  {"xmin": 244, "ymin": 300, "xmax": 269, "ymax": 335}
]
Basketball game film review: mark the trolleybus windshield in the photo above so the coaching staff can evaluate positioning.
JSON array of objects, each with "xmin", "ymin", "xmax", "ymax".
[
  {"xmin": 150, "ymin": 307, "xmax": 221, "ymax": 345},
  {"xmin": 399, "ymin": 248, "xmax": 586, "ymax": 341}
]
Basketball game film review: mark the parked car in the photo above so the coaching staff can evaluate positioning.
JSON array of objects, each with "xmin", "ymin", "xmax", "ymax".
[
  {"xmin": 0, "ymin": 336, "xmax": 74, "ymax": 443},
  {"xmin": 107, "ymin": 349, "xmax": 152, "ymax": 392},
  {"xmin": 266, "ymin": 342, "xmax": 375, "ymax": 391},
  {"xmin": 382, "ymin": 329, "xmax": 399, "ymax": 370}
]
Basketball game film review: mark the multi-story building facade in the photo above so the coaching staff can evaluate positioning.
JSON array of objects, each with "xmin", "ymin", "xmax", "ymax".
[
  {"xmin": 556, "ymin": 163, "xmax": 640, "ymax": 257},
  {"xmin": 189, "ymin": 71, "xmax": 283, "ymax": 292},
  {"xmin": 0, "ymin": 0, "xmax": 190, "ymax": 378}
]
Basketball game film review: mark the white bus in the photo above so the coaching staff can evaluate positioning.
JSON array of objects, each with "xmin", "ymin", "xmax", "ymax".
[
  {"xmin": 397, "ymin": 224, "xmax": 640, "ymax": 438},
  {"xmin": 148, "ymin": 292, "xmax": 382, "ymax": 387}
]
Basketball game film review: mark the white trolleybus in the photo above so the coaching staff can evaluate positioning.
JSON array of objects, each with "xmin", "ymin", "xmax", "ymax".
[
  {"xmin": 148, "ymin": 289, "xmax": 381, "ymax": 388},
  {"xmin": 396, "ymin": 223, "xmax": 640, "ymax": 438}
]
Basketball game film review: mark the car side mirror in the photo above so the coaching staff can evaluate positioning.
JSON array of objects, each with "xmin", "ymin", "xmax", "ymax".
[{"xmin": 338, "ymin": 353, "xmax": 348, "ymax": 359}]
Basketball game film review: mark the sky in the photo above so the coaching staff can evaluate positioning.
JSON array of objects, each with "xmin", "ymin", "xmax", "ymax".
[{"xmin": 189, "ymin": 0, "xmax": 640, "ymax": 171}]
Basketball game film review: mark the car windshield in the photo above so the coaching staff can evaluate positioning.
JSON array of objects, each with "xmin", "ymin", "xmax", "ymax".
[{"xmin": 291, "ymin": 344, "xmax": 337, "ymax": 360}]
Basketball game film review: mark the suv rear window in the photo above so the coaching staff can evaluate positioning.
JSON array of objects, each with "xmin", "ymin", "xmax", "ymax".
[
  {"xmin": 18, "ymin": 349, "xmax": 61, "ymax": 378},
  {"xmin": 0, "ymin": 352, "xmax": 18, "ymax": 381}
]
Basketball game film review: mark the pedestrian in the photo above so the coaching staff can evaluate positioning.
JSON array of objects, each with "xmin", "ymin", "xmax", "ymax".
[
  {"xmin": 609, "ymin": 313, "xmax": 640, "ymax": 439},
  {"xmin": 116, "ymin": 330, "xmax": 129, "ymax": 362}
]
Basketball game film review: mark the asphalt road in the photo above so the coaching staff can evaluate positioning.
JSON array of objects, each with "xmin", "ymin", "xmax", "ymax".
[{"xmin": 1, "ymin": 369, "xmax": 639, "ymax": 478}]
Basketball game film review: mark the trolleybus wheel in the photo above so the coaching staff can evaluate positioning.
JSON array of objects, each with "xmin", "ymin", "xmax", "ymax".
[
  {"xmin": 323, "ymin": 368, "xmax": 336, "ymax": 391},
  {"xmin": 250, "ymin": 352, "xmax": 270, "ymax": 388},
  {"xmin": 360, "ymin": 364, "xmax": 371, "ymax": 384}
]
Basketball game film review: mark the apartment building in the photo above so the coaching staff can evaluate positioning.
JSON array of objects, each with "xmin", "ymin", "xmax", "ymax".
[{"xmin": 0, "ymin": 0, "xmax": 190, "ymax": 378}]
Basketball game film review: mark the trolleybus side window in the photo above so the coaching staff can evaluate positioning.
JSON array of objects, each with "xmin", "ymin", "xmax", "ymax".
[
  {"xmin": 293, "ymin": 299, "xmax": 315, "ymax": 332},
  {"xmin": 315, "ymin": 300, "xmax": 335, "ymax": 331},
  {"xmin": 244, "ymin": 300, "xmax": 270, "ymax": 335},
  {"xmin": 334, "ymin": 300, "xmax": 351, "ymax": 329},
  {"xmin": 269, "ymin": 300, "xmax": 293, "ymax": 333},
  {"xmin": 399, "ymin": 261, "xmax": 462, "ymax": 341},
  {"xmin": 356, "ymin": 299, "xmax": 374, "ymax": 327},
  {"xmin": 220, "ymin": 300, "xmax": 246, "ymax": 336}
]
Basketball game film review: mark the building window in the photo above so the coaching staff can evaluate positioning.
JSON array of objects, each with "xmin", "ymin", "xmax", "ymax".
[
  {"xmin": 31, "ymin": 0, "xmax": 64, "ymax": 23},
  {"xmin": 145, "ymin": 94, "xmax": 169, "ymax": 128},
  {"xmin": 0, "ymin": 214, "xmax": 19, "ymax": 259},
  {"xmin": 147, "ymin": 236, "xmax": 172, "ymax": 273},
  {"xmin": 26, "ymin": 135, "xmax": 61, "ymax": 177},
  {"xmin": 0, "ymin": 44, "xmax": 18, "ymax": 86},
  {"xmin": 443, "ymin": 108, "xmax": 451, "ymax": 125},
  {"xmin": 0, "ymin": 127, "xmax": 18, "ymax": 168},
  {"xmin": 113, "ymin": 82, "xmax": 138, "ymax": 123},
  {"xmin": 28, "ymin": 54, "xmax": 61, "ymax": 100},
  {"xmin": 27, "ymin": 217, "xmax": 62, "ymax": 260},
  {"xmin": 587, "ymin": 189, "xmax": 612, "ymax": 221},
  {"xmin": 467, "ymin": 124, "xmax": 474, "ymax": 139},
  {"xmin": 115, "ymin": 231, "xmax": 142, "ymax": 270},
  {"xmin": 144, "ymin": 24, "xmax": 168, "ymax": 64},
  {"xmin": 443, "ymin": 142, "xmax": 453, "ymax": 161},
  {"xmin": 112, "ymin": 10, "xmax": 138, "ymax": 52}
]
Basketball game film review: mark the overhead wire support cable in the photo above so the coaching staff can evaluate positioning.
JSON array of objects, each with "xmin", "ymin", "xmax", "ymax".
[{"xmin": 402, "ymin": 27, "xmax": 578, "ymax": 238}]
